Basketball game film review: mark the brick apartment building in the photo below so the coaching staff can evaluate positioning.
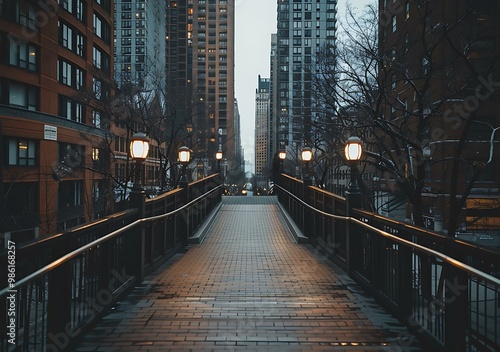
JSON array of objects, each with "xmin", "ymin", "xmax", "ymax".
[{"xmin": 0, "ymin": 0, "xmax": 114, "ymax": 245}]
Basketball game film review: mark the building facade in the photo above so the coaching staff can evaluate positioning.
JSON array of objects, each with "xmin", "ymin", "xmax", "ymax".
[
  {"xmin": 254, "ymin": 75, "xmax": 270, "ymax": 184},
  {"xmin": 166, "ymin": 0, "xmax": 237, "ymax": 179},
  {"xmin": 377, "ymin": 0, "xmax": 500, "ymax": 235},
  {"xmin": 275, "ymin": 0, "xmax": 338, "ymax": 163},
  {"xmin": 114, "ymin": 0, "xmax": 166, "ymax": 89},
  {"xmin": 112, "ymin": 0, "xmax": 167, "ymax": 196},
  {"xmin": 0, "ymin": 0, "xmax": 114, "ymax": 245}
]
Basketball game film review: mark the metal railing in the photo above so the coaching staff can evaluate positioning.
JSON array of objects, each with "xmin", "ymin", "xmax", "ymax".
[
  {"xmin": 275, "ymin": 174, "xmax": 500, "ymax": 352},
  {"xmin": 0, "ymin": 174, "xmax": 222, "ymax": 352}
]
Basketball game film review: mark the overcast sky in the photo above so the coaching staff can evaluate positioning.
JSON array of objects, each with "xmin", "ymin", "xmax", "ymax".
[{"xmin": 234, "ymin": 0, "xmax": 372, "ymax": 174}]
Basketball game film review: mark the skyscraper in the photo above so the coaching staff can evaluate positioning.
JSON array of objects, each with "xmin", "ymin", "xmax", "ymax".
[
  {"xmin": 255, "ymin": 75, "xmax": 270, "ymax": 183},
  {"xmin": 275, "ymin": 0, "xmax": 338, "ymax": 162},
  {"xmin": 166, "ymin": 0, "xmax": 237, "ymax": 178},
  {"xmin": 114, "ymin": 0, "xmax": 166, "ymax": 89}
]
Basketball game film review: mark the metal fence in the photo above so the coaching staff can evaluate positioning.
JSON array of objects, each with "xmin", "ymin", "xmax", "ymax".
[
  {"xmin": 0, "ymin": 174, "xmax": 222, "ymax": 352},
  {"xmin": 275, "ymin": 174, "xmax": 500, "ymax": 352}
]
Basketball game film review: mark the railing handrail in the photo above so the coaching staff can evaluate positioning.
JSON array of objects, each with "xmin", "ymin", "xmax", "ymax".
[
  {"xmin": 0, "ymin": 184, "xmax": 223, "ymax": 298},
  {"xmin": 274, "ymin": 183, "xmax": 500, "ymax": 287},
  {"xmin": 0, "ymin": 209, "xmax": 137, "ymax": 255}
]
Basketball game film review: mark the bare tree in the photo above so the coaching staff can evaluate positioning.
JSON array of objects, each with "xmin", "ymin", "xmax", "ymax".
[{"xmin": 312, "ymin": 1, "xmax": 500, "ymax": 235}]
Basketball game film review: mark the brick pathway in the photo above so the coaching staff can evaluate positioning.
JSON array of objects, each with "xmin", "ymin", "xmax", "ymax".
[{"xmin": 75, "ymin": 196, "xmax": 423, "ymax": 351}]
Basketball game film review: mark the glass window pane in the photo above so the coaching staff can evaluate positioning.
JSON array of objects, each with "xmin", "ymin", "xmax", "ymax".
[
  {"xmin": 8, "ymin": 139, "xmax": 17, "ymax": 165},
  {"xmin": 9, "ymin": 83, "xmax": 26, "ymax": 107}
]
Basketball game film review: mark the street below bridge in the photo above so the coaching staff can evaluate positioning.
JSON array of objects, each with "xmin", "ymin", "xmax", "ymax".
[{"xmin": 74, "ymin": 196, "xmax": 423, "ymax": 351}]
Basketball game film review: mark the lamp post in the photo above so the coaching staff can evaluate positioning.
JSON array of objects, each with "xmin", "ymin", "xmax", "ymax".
[
  {"xmin": 215, "ymin": 149, "xmax": 224, "ymax": 189},
  {"xmin": 178, "ymin": 146, "xmax": 191, "ymax": 188},
  {"xmin": 127, "ymin": 132, "xmax": 149, "ymax": 281},
  {"xmin": 215, "ymin": 148, "xmax": 223, "ymax": 171},
  {"xmin": 178, "ymin": 146, "xmax": 191, "ymax": 244},
  {"xmin": 345, "ymin": 136, "xmax": 363, "ymax": 210},
  {"xmin": 278, "ymin": 150, "xmax": 286, "ymax": 173},
  {"xmin": 301, "ymin": 146, "xmax": 313, "ymax": 186},
  {"xmin": 130, "ymin": 132, "xmax": 150, "ymax": 197},
  {"xmin": 344, "ymin": 136, "xmax": 363, "ymax": 276}
]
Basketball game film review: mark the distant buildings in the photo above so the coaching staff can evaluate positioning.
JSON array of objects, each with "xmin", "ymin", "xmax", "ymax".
[
  {"xmin": 274, "ymin": 0, "xmax": 338, "ymax": 163},
  {"xmin": 112, "ymin": 0, "xmax": 167, "ymax": 196},
  {"xmin": 166, "ymin": 0, "xmax": 242, "ymax": 180},
  {"xmin": 0, "ymin": 0, "xmax": 244, "ymax": 247},
  {"xmin": 254, "ymin": 76, "xmax": 270, "ymax": 184},
  {"xmin": 114, "ymin": 0, "xmax": 166, "ymax": 89}
]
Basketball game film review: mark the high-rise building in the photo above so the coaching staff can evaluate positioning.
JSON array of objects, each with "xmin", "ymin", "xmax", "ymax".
[
  {"xmin": 112, "ymin": 0, "xmax": 167, "ymax": 195},
  {"xmin": 376, "ymin": 0, "xmax": 500, "ymax": 234},
  {"xmin": 233, "ymin": 98, "xmax": 244, "ymax": 175},
  {"xmin": 275, "ymin": 0, "xmax": 338, "ymax": 161},
  {"xmin": 114, "ymin": 0, "xmax": 166, "ymax": 89},
  {"xmin": 255, "ymin": 76, "xmax": 271, "ymax": 183},
  {"xmin": 269, "ymin": 34, "xmax": 279, "ymax": 163},
  {"xmin": 0, "ymin": 0, "xmax": 114, "ymax": 243},
  {"xmin": 166, "ymin": 0, "xmax": 237, "ymax": 179}
]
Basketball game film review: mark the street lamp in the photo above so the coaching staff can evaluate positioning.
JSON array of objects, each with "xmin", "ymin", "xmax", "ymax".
[
  {"xmin": 178, "ymin": 146, "xmax": 191, "ymax": 186},
  {"xmin": 301, "ymin": 146, "xmax": 313, "ymax": 185},
  {"xmin": 215, "ymin": 149, "xmax": 223, "ymax": 170},
  {"xmin": 301, "ymin": 147, "xmax": 312, "ymax": 163},
  {"xmin": 345, "ymin": 136, "xmax": 363, "ymax": 209},
  {"xmin": 278, "ymin": 150, "xmax": 286, "ymax": 172},
  {"xmin": 345, "ymin": 136, "xmax": 363, "ymax": 162},
  {"xmin": 130, "ymin": 132, "xmax": 150, "ymax": 193}
]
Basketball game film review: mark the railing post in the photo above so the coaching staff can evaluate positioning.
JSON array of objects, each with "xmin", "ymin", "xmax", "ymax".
[
  {"xmin": 180, "ymin": 178, "xmax": 190, "ymax": 244},
  {"xmin": 444, "ymin": 257, "xmax": 467, "ymax": 352},
  {"xmin": 398, "ymin": 244, "xmax": 413, "ymax": 320},
  {"xmin": 302, "ymin": 179, "xmax": 311, "ymax": 238},
  {"xmin": 47, "ymin": 249, "xmax": 72, "ymax": 350},
  {"xmin": 346, "ymin": 163, "xmax": 362, "ymax": 276},
  {"xmin": 127, "ymin": 191, "xmax": 146, "ymax": 282}
]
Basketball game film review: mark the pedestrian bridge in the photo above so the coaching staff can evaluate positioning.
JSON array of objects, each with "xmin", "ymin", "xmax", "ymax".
[
  {"xmin": 75, "ymin": 196, "xmax": 422, "ymax": 351},
  {"xmin": 1, "ymin": 174, "xmax": 499, "ymax": 352}
]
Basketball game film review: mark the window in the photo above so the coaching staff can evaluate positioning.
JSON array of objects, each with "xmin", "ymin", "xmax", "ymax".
[
  {"xmin": 405, "ymin": 1, "xmax": 410, "ymax": 20},
  {"xmin": 93, "ymin": 46, "xmax": 102, "ymax": 68},
  {"xmin": 92, "ymin": 110, "xmax": 101, "ymax": 128},
  {"xmin": 58, "ymin": 180, "xmax": 83, "ymax": 209},
  {"xmin": 58, "ymin": 21, "xmax": 85, "ymax": 57},
  {"xmin": 93, "ymin": 13, "xmax": 110, "ymax": 43},
  {"xmin": 93, "ymin": 77, "xmax": 102, "ymax": 99},
  {"xmin": 15, "ymin": 0, "xmax": 36, "ymax": 29},
  {"xmin": 392, "ymin": 15, "xmax": 397, "ymax": 32},
  {"xmin": 7, "ymin": 37, "xmax": 37, "ymax": 71},
  {"xmin": 58, "ymin": 95, "xmax": 84, "ymax": 123},
  {"xmin": 3, "ymin": 138, "xmax": 37, "ymax": 166},
  {"xmin": 93, "ymin": 13, "xmax": 102, "ymax": 36},
  {"xmin": 92, "ymin": 45, "xmax": 110, "ymax": 72},
  {"xmin": 59, "ymin": 0, "xmax": 85, "ymax": 22},
  {"xmin": 57, "ymin": 59, "xmax": 84, "ymax": 89},
  {"xmin": 1, "ymin": 81, "xmax": 38, "ymax": 110}
]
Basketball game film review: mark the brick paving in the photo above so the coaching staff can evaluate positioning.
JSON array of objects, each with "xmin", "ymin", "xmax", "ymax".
[{"xmin": 74, "ymin": 196, "xmax": 423, "ymax": 351}]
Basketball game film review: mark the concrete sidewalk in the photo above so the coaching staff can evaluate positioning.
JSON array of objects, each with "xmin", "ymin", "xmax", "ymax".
[{"xmin": 75, "ymin": 196, "xmax": 423, "ymax": 351}]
